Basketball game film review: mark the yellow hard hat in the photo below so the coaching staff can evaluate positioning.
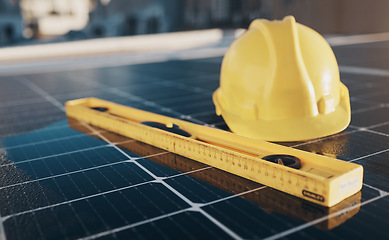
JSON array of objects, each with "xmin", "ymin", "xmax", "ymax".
[{"xmin": 213, "ymin": 16, "xmax": 350, "ymax": 141}]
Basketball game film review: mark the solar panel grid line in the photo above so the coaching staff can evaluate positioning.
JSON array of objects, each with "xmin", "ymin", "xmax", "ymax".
[
  {"xmin": 47, "ymin": 208, "xmax": 69, "ymax": 240},
  {"xmin": 201, "ymin": 186, "xmax": 267, "ymax": 207},
  {"xmin": 0, "ymin": 101, "xmax": 56, "ymax": 115},
  {"xmin": 105, "ymin": 86, "xmax": 189, "ymax": 112},
  {"xmin": 350, "ymin": 119, "xmax": 389, "ymax": 130},
  {"xmin": 0, "ymin": 120, "xmax": 82, "ymax": 141},
  {"xmin": 104, "ymin": 86, "xmax": 206, "ymax": 116},
  {"xmin": 288, "ymin": 118, "xmax": 389, "ymax": 153},
  {"xmin": 147, "ymin": 92, "xmax": 212, "ymax": 107},
  {"xmin": 350, "ymin": 104, "xmax": 387, "ymax": 114},
  {"xmin": 171, "ymin": 99, "xmax": 214, "ymax": 111},
  {"xmin": 0, "ymin": 218, "xmax": 5, "ymax": 240},
  {"xmin": 29, "ymin": 213, "xmax": 46, "ymax": 240},
  {"xmin": 196, "ymin": 210, "xmax": 242, "ymax": 240},
  {"xmin": 210, "ymin": 121, "xmax": 228, "ymax": 127},
  {"xmin": 8, "ymin": 167, "xmax": 72, "ymax": 239},
  {"xmin": 30, "ymin": 183, "xmax": 75, "ymax": 240},
  {"xmin": 340, "ymin": 65, "xmax": 389, "ymax": 77},
  {"xmin": 190, "ymin": 110, "xmax": 218, "ymax": 118},
  {"xmin": 346, "ymin": 126, "xmax": 364, "ymax": 131},
  {"xmin": 1, "ymin": 130, "xmax": 136, "ymax": 167},
  {"xmin": 83, "ymin": 164, "xmax": 148, "ymax": 210},
  {"xmin": 363, "ymin": 183, "xmax": 388, "ymax": 196},
  {"xmin": 351, "ymin": 91, "xmax": 389, "ymax": 104},
  {"xmin": 0, "ymin": 119, "xmax": 69, "ymax": 138},
  {"xmin": 153, "ymin": 80, "xmax": 213, "ymax": 95},
  {"xmin": 349, "ymin": 89, "xmax": 386, "ymax": 100},
  {"xmin": 0, "ymin": 160, "xmax": 132, "ymax": 191},
  {"xmin": 103, "ymin": 88, "xmax": 210, "ymax": 125},
  {"xmin": 1, "ymin": 130, "xmax": 105, "ymax": 151},
  {"xmin": 0, "ymin": 114, "xmax": 64, "ymax": 131},
  {"xmin": 88, "ymin": 197, "xmax": 126, "ymax": 232},
  {"xmin": 160, "ymin": 214, "xmax": 204, "ymax": 240},
  {"xmin": 263, "ymin": 193, "xmax": 389, "ymax": 240},
  {"xmin": 363, "ymin": 128, "xmax": 389, "ymax": 138},
  {"xmin": 145, "ymin": 76, "xmax": 213, "ymax": 94},
  {"xmin": 348, "ymin": 148, "xmax": 389, "ymax": 162},
  {"xmin": 0, "ymin": 97, "xmax": 48, "ymax": 109},
  {"xmin": 18, "ymin": 77, "xmax": 66, "ymax": 112},
  {"xmin": 0, "ymin": 144, "xmax": 109, "ymax": 167},
  {"xmin": 44, "ymin": 146, "xmax": 158, "ymax": 201},
  {"xmin": 289, "ymin": 129, "xmax": 360, "ymax": 148},
  {"xmin": 158, "ymin": 72, "xmax": 220, "ymax": 84},
  {"xmin": 51, "ymin": 89, "xmax": 118, "ymax": 101}
]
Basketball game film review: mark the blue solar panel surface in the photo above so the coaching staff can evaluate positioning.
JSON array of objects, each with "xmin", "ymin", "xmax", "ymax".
[{"xmin": 1, "ymin": 41, "xmax": 389, "ymax": 239}]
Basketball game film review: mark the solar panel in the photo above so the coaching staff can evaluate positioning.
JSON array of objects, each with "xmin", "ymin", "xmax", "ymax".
[{"xmin": 1, "ymin": 38, "xmax": 389, "ymax": 240}]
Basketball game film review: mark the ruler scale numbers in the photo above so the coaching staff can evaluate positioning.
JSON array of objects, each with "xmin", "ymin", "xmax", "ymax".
[{"xmin": 66, "ymin": 98, "xmax": 363, "ymax": 207}]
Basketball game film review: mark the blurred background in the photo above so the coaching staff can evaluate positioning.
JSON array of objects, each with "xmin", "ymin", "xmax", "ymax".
[{"xmin": 1, "ymin": 0, "xmax": 389, "ymax": 47}]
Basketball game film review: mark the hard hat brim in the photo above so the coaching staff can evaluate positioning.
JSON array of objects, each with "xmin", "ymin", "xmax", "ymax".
[{"xmin": 213, "ymin": 84, "xmax": 351, "ymax": 142}]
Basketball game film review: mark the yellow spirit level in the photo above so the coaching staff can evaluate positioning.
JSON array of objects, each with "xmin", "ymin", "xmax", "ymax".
[{"xmin": 65, "ymin": 98, "xmax": 363, "ymax": 207}]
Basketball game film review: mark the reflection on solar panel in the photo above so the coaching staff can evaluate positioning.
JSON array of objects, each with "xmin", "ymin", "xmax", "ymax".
[{"xmin": 1, "ymin": 41, "xmax": 389, "ymax": 239}]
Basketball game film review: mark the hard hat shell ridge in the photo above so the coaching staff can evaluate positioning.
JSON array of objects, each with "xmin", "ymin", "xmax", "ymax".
[{"xmin": 213, "ymin": 16, "xmax": 351, "ymax": 141}]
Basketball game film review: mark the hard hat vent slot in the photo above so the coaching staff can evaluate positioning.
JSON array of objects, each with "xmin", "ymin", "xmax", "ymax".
[{"xmin": 318, "ymin": 95, "xmax": 336, "ymax": 115}]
